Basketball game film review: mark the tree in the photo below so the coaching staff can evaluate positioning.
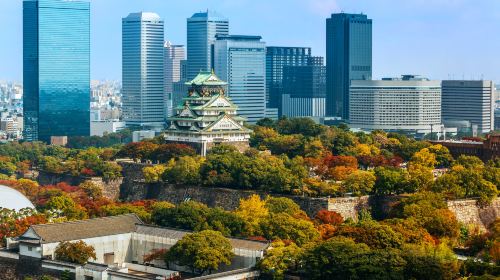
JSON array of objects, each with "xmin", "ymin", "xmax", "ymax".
[
  {"xmin": 258, "ymin": 241, "xmax": 302, "ymax": 279},
  {"xmin": 373, "ymin": 167, "xmax": 409, "ymax": 195},
  {"xmin": 46, "ymin": 195, "xmax": 88, "ymax": 220},
  {"xmin": 402, "ymin": 243, "xmax": 459, "ymax": 280},
  {"xmin": 152, "ymin": 201, "xmax": 210, "ymax": 231},
  {"xmin": 235, "ymin": 195, "xmax": 269, "ymax": 236},
  {"xmin": 302, "ymin": 236, "xmax": 406, "ymax": 280},
  {"xmin": 315, "ymin": 210, "xmax": 343, "ymax": 226},
  {"xmin": 154, "ymin": 143, "xmax": 196, "ymax": 163},
  {"xmin": 407, "ymin": 164, "xmax": 434, "ymax": 192},
  {"xmin": 143, "ymin": 165, "xmax": 167, "ymax": 183},
  {"xmin": 261, "ymin": 213, "xmax": 320, "ymax": 246},
  {"xmin": 165, "ymin": 230, "xmax": 234, "ymax": 274},
  {"xmin": 163, "ymin": 156, "xmax": 204, "ymax": 185},
  {"xmin": 341, "ymin": 170, "xmax": 376, "ymax": 196},
  {"xmin": 336, "ymin": 221, "xmax": 405, "ymax": 249},
  {"xmin": 0, "ymin": 160, "xmax": 16, "ymax": 176},
  {"xmin": 79, "ymin": 181, "xmax": 103, "ymax": 200},
  {"xmin": 265, "ymin": 197, "xmax": 303, "ymax": 216},
  {"xmin": 428, "ymin": 144, "xmax": 453, "ymax": 168},
  {"xmin": 55, "ymin": 240, "xmax": 96, "ymax": 264},
  {"xmin": 455, "ymin": 155, "xmax": 484, "ymax": 169},
  {"xmin": 411, "ymin": 148, "xmax": 437, "ymax": 169}
]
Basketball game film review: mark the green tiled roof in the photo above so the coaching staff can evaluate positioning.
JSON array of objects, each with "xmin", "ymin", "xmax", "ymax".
[{"xmin": 186, "ymin": 70, "xmax": 227, "ymax": 86}]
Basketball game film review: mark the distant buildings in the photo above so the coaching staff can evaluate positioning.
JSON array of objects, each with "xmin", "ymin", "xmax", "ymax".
[
  {"xmin": 281, "ymin": 58, "xmax": 326, "ymax": 118},
  {"xmin": 266, "ymin": 47, "xmax": 312, "ymax": 115},
  {"xmin": 215, "ymin": 35, "xmax": 267, "ymax": 123},
  {"xmin": 165, "ymin": 71, "xmax": 252, "ymax": 156},
  {"xmin": 90, "ymin": 80, "xmax": 122, "ymax": 121},
  {"xmin": 122, "ymin": 12, "xmax": 165, "ymax": 129},
  {"xmin": 349, "ymin": 75, "xmax": 442, "ymax": 135},
  {"xmin": 186, "ymin": 11, "xmax": 229, "ymax": 80},
  {"xmin": 164, "ymin": 42, "xmax": 186, "ymax": 117},
  {"xmin": 23, "ymin": 0, "xmax": 90, "ymax": 142},
  {"xmin": 442, "ymin": 80, "xmax": 495, "ymax": 135},
  {"xmin": 90, "ymin": 120, "xmax": 126, "ymax": 137},
  {"xmin": 326, "ymin": 13, "xmax": 372, "ymax": 119}
]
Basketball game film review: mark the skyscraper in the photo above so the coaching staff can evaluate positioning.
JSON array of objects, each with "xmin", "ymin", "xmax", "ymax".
[
  {"xmin": 164, "ymin": 42, "xmax": 185, "ymax": 117},
  {"xmin": 214, "ymin": 35, "xmax": 266, "ymax": 124},
  {"xmin": 23, "ymin": 0, "xmax": 90, "ymax": 142},
  {"xmin": 265, "ymin": 47, "xmax": 311, "ymax": 115},
  {"xmin": 282, "ymin": 58, "xmax": 326, "ymax": 118},
  {"xmin": 122, "ymin": 12, "xmax": 165, "ymax": 128},
  {"xmin": 326, "ymin": 13, "xmax": 372, "ymax": 119},
  {"xmin": 187, "ymin": 11, "xmax": 229, "ymax": 80},
  {"xmin": 442, "ymin": 80, "xmax": 495, "ymax": 134}
]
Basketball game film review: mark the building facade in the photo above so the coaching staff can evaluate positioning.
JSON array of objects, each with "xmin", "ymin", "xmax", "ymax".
[
  {"xmin": 349, "ymin": 76, "xmax": 442, "ymax": 135},
  {"xmin": 442, "ymin": 80, "xmax": 495, "ymax": 134},
  {"xmin": 265, "ymin": 47, "xmax": 311, "ymax": 115},
  {"xmin": 214, "ymin": 35, "xmax": 267, "ymax": 123},
  {"xmin": 326, "ymin": 13, "xmax": 372, "ymax": 119},
  {"xmin": 165, "ymin": 71, "xmax": 252, "ymax": 156},
  {"xmin": 23, "ymin": 0, "xmax": 90, "ymax": 142},
  {"xmin": 186, "ymin": 11, "xmax": 229, "ymax": 80},
  {"xmin": 281, "ymin": 64, "xmax": 326, "ymax": 118},
  {"xmin": 122, "ymin": 12, "xmax": 165, "ymax": 129},
  {"xmin": 164, "ymin": 42, "xmax": 185, "ymax": 117}
]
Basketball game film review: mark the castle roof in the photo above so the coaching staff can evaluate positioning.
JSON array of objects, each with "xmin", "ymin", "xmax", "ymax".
[{"xmin": 187, "ymin": 70, "xmax": 227, "ymax": 86}]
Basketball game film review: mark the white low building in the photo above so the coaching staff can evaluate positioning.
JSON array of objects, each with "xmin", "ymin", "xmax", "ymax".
[
  {"xmin": 17, "ymin": 214, "xmax": 268, "ymax": 280},
  {"xmin": 349, "ymin": 75, "xmax": 442, "ymax": 136}
]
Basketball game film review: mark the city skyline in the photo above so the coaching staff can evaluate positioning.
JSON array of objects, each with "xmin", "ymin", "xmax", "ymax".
[{"xmin": 1, "ymin": 0, "xmax": 499, "ymax": 82}]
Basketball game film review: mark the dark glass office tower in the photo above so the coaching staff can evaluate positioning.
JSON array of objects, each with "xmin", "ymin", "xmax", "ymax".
[
  {"xmin": 266, "ymin": 47, "xmax": 311, "ymax": 115},
  {"xmin": 23, "ymin": 0, "xmax": 90, "ymax": 142},
  {"xmin": 326, "ymin": 13, "xmax": 372, "ymax": 119}
]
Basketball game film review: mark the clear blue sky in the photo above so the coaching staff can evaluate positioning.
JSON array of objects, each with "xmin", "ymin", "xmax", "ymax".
[{"xmin": 1, "ymin": 0, "xmax": 499, "ymax": 83}]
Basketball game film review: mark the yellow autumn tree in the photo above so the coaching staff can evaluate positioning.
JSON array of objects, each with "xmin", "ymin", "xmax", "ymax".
[{"xmin": 235, "ymin": 194, "xmax": 269, "ymax": 236}]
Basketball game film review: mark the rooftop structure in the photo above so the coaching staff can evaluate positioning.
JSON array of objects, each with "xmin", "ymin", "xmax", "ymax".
[
  {"xmin": 16, "ymin": 214, "xmax": 269, "ymax": 279},
  {"xmin": 165, "ymin": 71, "xmax": 252, "ymax": 155}
]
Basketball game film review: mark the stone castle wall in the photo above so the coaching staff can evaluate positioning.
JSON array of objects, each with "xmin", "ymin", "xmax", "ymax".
[{"xmin": 37, "ymin": 162, "xmax": 500, "ymax": 230}]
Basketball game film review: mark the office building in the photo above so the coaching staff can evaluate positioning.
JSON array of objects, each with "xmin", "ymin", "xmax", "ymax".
[
  {"xmin": 164, "ymin": 42, "xmax": 185, "ymax": 117},
  {"xmin": 326, "ymin": 13, "xmax": 372, "ymax": 119},
  {"xmin": 165, "ymin": 71, "xmax": 252, "ymax": 156},
  {"xmin": 186, "ymin": 11, "xmax": 229, "ymax": 80},
  {"xmin": 281, "ymin": 62, "xmax": 326, "ymax": 118},
  {"xmin": 122, "ymin": 12, "xmax": 165, "ymax": 129},
  {"xmin": 349, "ymin": 75, "xmax": 442, "ymax": 135},
  {"xmin": 214, "ymin": 35, "xmax": 267, "ymax": 123},
  {"xmin": 442, "ymin": 80, "xmax": 495, "ymax": 134},
  {"xmin": 23, "ymin": 0, "xmax": 90, "ymax": 142},
  {"xmin": 266, "ymin": 47, "xmax": 311, "ymax": 115}
]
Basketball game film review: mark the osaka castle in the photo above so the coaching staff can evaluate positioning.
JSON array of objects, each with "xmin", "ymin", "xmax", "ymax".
[{"xmin": 164, "ymin": 71, "xmax": 252, "ymax": 156}]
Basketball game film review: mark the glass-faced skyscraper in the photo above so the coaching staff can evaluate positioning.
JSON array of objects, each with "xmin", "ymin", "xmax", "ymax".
[
  {"xmin": 23, "ymin": 0, "xmax": 90, "ymax": 142},
  {"xmin": 164, "ymin": 42, "xmax": 185, "ymax": 117},
  {"xmin": 122, "ymin": 12, "xmax": 165, "ymax": 128},
  {"xmin": 266, "ymin": 47, "xmax": 311, "ymax": 115},
  {"xmin": 187, "ymin": 11, "xmax": 229, "ymax": 80},
  {"xmin": 326, "ymin": 13, "xmax": 372, "ymax": 119},
  {"xmin": 214, "ymin": 35, "xmax": 266, "ymax": 124}
]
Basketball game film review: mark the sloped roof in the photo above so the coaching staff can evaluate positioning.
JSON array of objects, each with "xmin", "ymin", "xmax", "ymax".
[
  {"xmin": 135, "ymin": 224, "xmax": 269, "ymax": 251},
  {"xmin": 187, "ymin": 71, "xmax": 227, "ymax": 86},
  {"xmin": 25, "ymin": 214, "xmax": 143, "ymax": 244}
]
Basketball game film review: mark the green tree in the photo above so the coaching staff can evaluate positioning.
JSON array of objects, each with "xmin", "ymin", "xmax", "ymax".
[
  {"xmin": 302, "ymin": 236, "xmax": 405, "ymax": 280},
  {"xmin": 163, "ymin": 156, "xmax": 204, "ymax": 185},
  {"xmin": 152, "ymin": 201, "xmax": 209, "ymax": 231},
  {"xmin": 165, "ymin": 230, "xmax": 234, "ymax": 274},
  {"xmin": 265, "ymin": 197, "xmax": 303, "ymax": 216},
  {"xmin": 257, "ymin": 241, "xmax": 302, "ymax": 279},
  {"xmin": 143, "ymin": 165, "xmax": 167, "ymax": 183},
  {"xmin": 55, "ymin": 240, "xmax": 96, "ymax": 265},
  {"xmin": 261, "ymin": 213, "xmax": 319, "ymax": 246},
  {"xmin": 373, "ymin": 167, "xmax": 409, "ymax": 195},
  {"xmin": 341, "ymin": 170, "xmax": 376, "ymax": 196}
]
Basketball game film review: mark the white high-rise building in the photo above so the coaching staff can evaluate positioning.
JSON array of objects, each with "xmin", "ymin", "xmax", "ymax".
[
  {"xmin": 349, "ymin": 75, "xmax": 442, "ymax": 135},
  {"xmin": 122, "ymin": 12, "xmax": 165, "ymax": 129},
  {"xmin": 442, "ymin": 80, "xmax": 495, "ymax": 134},
  {"xmin": 186, "ymin": 11, "xmax": 229, "ymax": 80},
  {"xmin": 214, "ymin": 35, "xmax": 267, "ymax": 123},
  {"xmin": 164, "ymin": 42, "xmax": 185, "ymax": 117}
]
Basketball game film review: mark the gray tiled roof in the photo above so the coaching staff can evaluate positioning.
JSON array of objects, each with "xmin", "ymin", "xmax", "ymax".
[{"xmin": 29, "ymin": 214, "xmax": 143, "ymax": 244}]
